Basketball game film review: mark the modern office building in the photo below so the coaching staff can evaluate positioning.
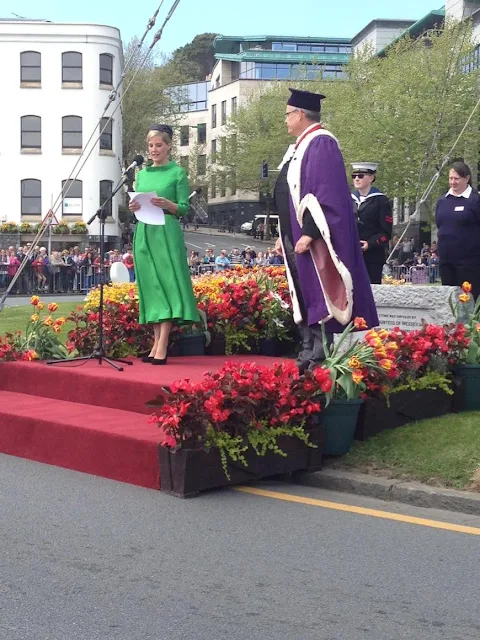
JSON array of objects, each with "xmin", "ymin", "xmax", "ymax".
[{"xmin": 0, "ymin": 19, "xmax": 123, "ymax": 241}]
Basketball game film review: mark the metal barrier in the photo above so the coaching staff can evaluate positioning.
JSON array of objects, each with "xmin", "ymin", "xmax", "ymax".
[{"xmin": 386, "ymin": 264, "xmax": 440, "ymax": 284}]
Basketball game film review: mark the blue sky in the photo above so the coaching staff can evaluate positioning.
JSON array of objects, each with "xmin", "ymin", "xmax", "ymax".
[{"xmin": 5, "ymin": 0, "xmax": 443, "ymax": 53}]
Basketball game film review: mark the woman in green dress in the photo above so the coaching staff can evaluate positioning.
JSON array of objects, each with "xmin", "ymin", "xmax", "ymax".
[{"xmin": 128, "ymin": 124, "xmax": 199, "ymax": 364}]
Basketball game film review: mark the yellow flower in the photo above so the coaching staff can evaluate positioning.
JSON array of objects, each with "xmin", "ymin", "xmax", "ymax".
[
  {"xmin": 25, "ymin": 350, "xmax": 39, "ymax": 361},
  {"xmin": 47, "ymin": 302, "xmax": 59, "ymax": 312},
  {"xmin": 37, "ymin": 302, "xmax": 44, "ymax": 311},
  {"xmin": 52, "ymin": 325, "xmax": 62, "ymax": 333},
  {"xmin": 375, "ymin": 347, "xmax": 387, "ymax": 358},
  {"xmin": 377, "ymin": 329, "xmax": 389, "ymax": 340},
  {"xmin": 352, "ymin": 369, "xmax": 364, "ymax": 384},
  {"xmin": 379, "ymin": 358, "xmax": 393, "ymax": 371},
  {"xmin": 458, "ymin": 293, "xmax": 470, "ymax": 303},
  {"xmin": 30, "ymin": 295, "xmax": 40, "ymax": 306},
  {"xmin": 43, "ymin": 316, "xmax": 54, "ymax": 327},
  {"xmin": 385, "ymin": 341, "xmax": 398, "ymax": 351},
  {"xmin": 30, "ymin": 314, "xmax": 39, "ymax": 322},
  {"xmin": 462, "ymin": 282, "xmax": 472, "ymax": 293},
  {"xmin": 348, "ymin": 356, "xmax": 362, "ymax": 369},
  {"xmin": 54, "ymin": 317, "xmax": 66, "ymax": 326}
]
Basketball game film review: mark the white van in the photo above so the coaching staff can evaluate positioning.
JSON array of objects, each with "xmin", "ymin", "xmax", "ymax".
[{"xmin": 241, "ymin": 214, "xmax": 279, "ymax": 236}]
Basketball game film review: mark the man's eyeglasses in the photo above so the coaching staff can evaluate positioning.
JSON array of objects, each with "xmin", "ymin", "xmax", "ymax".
[
  {"xmin": 351, "ymin": 173, "xmax": 366, "ymax": 179},
  {"xmin": 285, "ymin": 109, "xmax": 299, "ymax": 118}
]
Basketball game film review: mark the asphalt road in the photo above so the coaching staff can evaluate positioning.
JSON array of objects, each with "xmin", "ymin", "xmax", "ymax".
[{"xmin": 1, "ymin": 454, "xmax": 479, "ymax": 640}]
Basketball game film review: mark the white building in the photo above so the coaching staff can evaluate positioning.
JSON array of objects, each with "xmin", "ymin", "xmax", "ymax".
[{"xmin": 0, "ymin": 19, "xmax": 123, "ymax": 240}]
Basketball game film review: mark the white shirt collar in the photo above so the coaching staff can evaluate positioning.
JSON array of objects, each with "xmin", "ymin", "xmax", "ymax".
[
  {"xmin": 296, "ymin": 122, "xmax": 319, "ymax": 143},
  {"xmin": 446, "ymin": 185, "xmax": 472, "ymax": 198}
]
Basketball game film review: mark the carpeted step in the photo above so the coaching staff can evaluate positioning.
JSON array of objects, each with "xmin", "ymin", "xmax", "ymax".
[
  {"xmin": 0, "ymin": 355, "xmax": 282, "ymax": 414},
  {"xmin": 0, "ymin": 390, "xmax": 161, "ymax": 489}
]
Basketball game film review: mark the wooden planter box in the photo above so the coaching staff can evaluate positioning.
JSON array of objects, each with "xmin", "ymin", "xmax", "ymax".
[
  {"xmin": 354, "ymin": 387, "xmax": 455, "ymax": 442},
  {"xmin": 158, "ymin": 424, "xmax": 325, "ymax": 498}
]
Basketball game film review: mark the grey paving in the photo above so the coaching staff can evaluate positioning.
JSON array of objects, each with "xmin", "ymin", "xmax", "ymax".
[{"xmin": 1, "ymin": 454, "xmax": 479, "ymax": 640}]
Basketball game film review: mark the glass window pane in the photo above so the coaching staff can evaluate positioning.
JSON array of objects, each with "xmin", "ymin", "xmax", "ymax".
[
  {"xmin": 63, "ymin": 116, "xmax": 82, "ymax": 132},
  {"xmin": 62, "ymin": 179, "xmax": 82, "ymax": 198},
  {"xmin": 99, "ymin": 54, "xmax": 113, "ymax": 84},
  {"xmin": 63, "ymin": 133, "xmax": 82, "ymax": 148},
  {"xmin": 21, "ymin": 67, "xmax": 41, "ymax": 82},
  {"xmin": 22, "ymin": 132, "xmax": 41, "ymax": 148},
  {"xmin": 100, "ymin": 118, "xmax": 112, "ymax": 150},
  {"xmin": 21, "ymin": 51, "xmax": 40, "ymax": 66},
  {"xmin": 197, "ymin": 123, "xmax": 206, "ymax": 144},
  {"xmin": 99, "ymin": 181, "xmax": 113, "ymax": 216},
  {"xmin": 22, "ymin": 179, "xmax": 40, "ymax": 197},
  {"xmin": 22, "ymin": 116, "xmax": 41, "ymax": 131},
  {"xmin": 63, "ymin": 67, "xmax": 82, "ymax": 82},
  {"xmin": 63, "ymin": 52, "xmax": 82, "ymax": 66}
]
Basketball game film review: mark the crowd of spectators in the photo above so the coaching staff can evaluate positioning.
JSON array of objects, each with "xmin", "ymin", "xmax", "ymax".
[
  {"xmin": 0, "ymin": 244, "xmax": 135, "ymax": 294},
  {"xmin": 187, "ymin": 246, "xmax": 285, "ymax": 273},
  {"xmin": 385, "ymin": 237, "xmax": 440, "ymax": 282}
]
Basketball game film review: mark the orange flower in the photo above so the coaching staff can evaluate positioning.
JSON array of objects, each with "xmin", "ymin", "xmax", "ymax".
[
  {"xmin": 348, "ymin": 356, "xmax": 362, "ymax": 369},
  {"xmin": 352, "ymin": 369, "xmax": 364, "ymax": 384},
  {"xmin": 24, "ymin": 350, "xmax": 39, "ymax": 361},
  {"xmin": 462, "ymin": 282, "xmax": 472, "ymax": 293},
  {"xmin": 365, "ymin": 329, "xmax": 378, "ymax": 341},
  {"xmin": 30, "ymin": 314, "xmax": 39, "ymax": 323},
  {"xmin": 476, "ymin": 323, "xmax": 480, "ymax": 333},
  {"xmin": 43, "ymin": 316, "xmax": 54, "ymax": 327},
  {"xmin": 37, "ymin": 302, "xmax": 44, "ymax": 311},
  {"xmin": 54, "ymin": 317, "xmax": 66, "ymax": 326},
  {"xmin": 375, "ymin": 347, "xmax": 387, "ymax": 358},
  {"xmin": 459, "ymin": 293, "xmax": 470, "ymax": 303},
  {"xmin": 353, "ymin": 317, "xmax": 367, "ymax": 330},
  {"xmin": 53, "ymin": 325, "xmax": 62, "ymax": 333},
  {"xmin": 47, "ymin": 302, "xmax": 58, "ymax": 312},
  {"xmin": 377, "ymin": 329, "xmax": 389, "ymax": 340},
  {"xmin": 379, "ymin": 358, "xmax": 393, "ymax": 371},
  {"xmin": 30, "ymin": 295, "xmax": 40, "ymax": 306}
]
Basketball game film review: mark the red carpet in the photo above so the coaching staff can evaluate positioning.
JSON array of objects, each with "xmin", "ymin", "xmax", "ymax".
[{"xmin": 0, "ymin": 355, "xmax": 284, "ymax": 488}]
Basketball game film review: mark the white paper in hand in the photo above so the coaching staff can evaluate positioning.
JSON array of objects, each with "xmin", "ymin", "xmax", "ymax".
[{"xmin": 128, "ymin": 192, "xmax": 165, "ymax": 226}]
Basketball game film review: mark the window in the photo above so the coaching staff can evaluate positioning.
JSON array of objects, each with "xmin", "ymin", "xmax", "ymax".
[
  {"xmin": 230, "ymin": 172, "xmax": 237, "ymax": 196},
  {"xmin": 99, "ymin": 53, "xmax": 113, "ymax": 85},
  {"xmin": 220, "ymin": 175, "xmax": 226, "ymax": 198},
  {"xmin": 180, "ymin": 126, "xmax": 190, "ymax": 146},
  {"xmin": 20, "ymin": 51, "xmax": 41, "ymax": 83},
  {"xmin": 211, "ymin": 139, "xmax": 217, "ymax": 163},
  {"xmin": 180, "ymin": 156, "xmax": 189, "ymax": 173},
  {"xmin": 221, "ymin": 100, "xmax": 227, "ymax": 125},
  {"xmin": 21, "ymin": 179, "xmax": 41, "ymax": 215},
  {"xmin": 62, "ymin": 51, "xmax": 82, "ymax": 84},
  {"xmin": 62, "ymin": 116, "xmax": 82, "ymax": 149},
  {"xmin": 197, "ymin": 123, "xmax": 207, "ymax": 144},
  {"xmin": 62, "ymin": 179, "xmax": 83, "ymax": 215},
  {"xmin": 197, "ymin": 154, "xmax": 206, "ymax": 176},
  {"xmin": 212, "ymin": 104, "xmax": 217, "ymax": 128},
  {"xmin": 99, "ymin": 180, "xmax": 113, "ymax": 217},
  {"xmin": 220, "ymin": 137, "xmax": 226, "ymax": 163},
  {"xmin": 211, "ymin": 176, "xmax": 216, "ymax": 198},
  {"xmin": 231, "ymin": 97, "xmax": 237, "ymax": 115},
  {"xmin": 100, "ymin": 118, "xmax": 113, "ymax": 150},
  {"xmin": 21, "ymin": 116, "xmax": 41, "ymax": 149}
]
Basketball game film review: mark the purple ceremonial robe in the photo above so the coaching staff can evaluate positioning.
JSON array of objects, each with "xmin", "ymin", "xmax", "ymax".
[{"xmin": 284, "ymin": 130, "xmax": 379, "ymax": 333}]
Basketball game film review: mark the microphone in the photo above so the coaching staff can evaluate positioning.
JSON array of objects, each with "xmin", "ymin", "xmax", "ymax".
[
  {"xmin": 122, "ymin": 155, "xmax": 144, "ymax": 176},
  {"xmin": 189, "ymin": 186, "xmax": 202, "ymax": 200}
]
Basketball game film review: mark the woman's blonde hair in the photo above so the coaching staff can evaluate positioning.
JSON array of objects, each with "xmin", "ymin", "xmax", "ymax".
[{"xmin": 146, "ymin": 129, "xmax": 172, "ymax": 145}]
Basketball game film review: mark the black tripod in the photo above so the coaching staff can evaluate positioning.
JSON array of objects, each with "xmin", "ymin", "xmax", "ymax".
[{"xmin": 47, "ymin": 177, "xmax": 133, "ymax": 371}]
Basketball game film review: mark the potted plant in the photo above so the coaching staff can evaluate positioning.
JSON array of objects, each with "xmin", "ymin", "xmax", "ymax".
[
  {"xmin": 315, "ymin": 318, "xmax": 397, "ymax": 456},
  {"xmin": 169, "ymin": 309, "xmax": 211, "ymax": 357},
  {"xmin": 19, "ymin": 222, "xmax": 33, "ymax": 233},
  {"xmin": 70, "ymin": 221, "xmax": 87, "ymax": 235},
  {"xmin": 450, "ymin": 281, "xmax": 480, "ymax": 410},
  {"xmin": 53, "ymin": 222, "xmax": 70, "ymax": 235},
  {"xmin": 0, "ymin": 221, "xmax": 18, "ymax": 234},
  {"xmin": 354, "ymin": 322, "xmax": 466, "ymax": 440},
  {"xmin": 147, "ymin": 360, "xmax": 331, "ymax": 497},
  {"xmin": 258, "ymin": 290, "xmax": 294, "ymax": 356}
]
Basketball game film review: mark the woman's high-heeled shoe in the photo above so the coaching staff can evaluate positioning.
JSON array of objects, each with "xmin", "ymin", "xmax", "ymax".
[
  {"xmin": 151, "ymin": 357, "xmax": 168, "ymax": 365},
  {"xmin": 141, "ymin": 356, "xmax": 154, "ymax": 363}
]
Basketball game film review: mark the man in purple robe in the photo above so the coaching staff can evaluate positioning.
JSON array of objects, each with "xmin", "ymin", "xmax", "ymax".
[{"xmin": 273, "ymin": 88, "xmax": 378, "ymax": 372}]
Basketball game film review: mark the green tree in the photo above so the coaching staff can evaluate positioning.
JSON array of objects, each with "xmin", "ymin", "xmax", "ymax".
[
  {"xmin": 219, "ymin": 20, "xmax": 479, "ymax": 211},
  {"xmin": 167, "ymin": 33, "xmax": 217, "ymax": 83},
  {"xmin": 121, "ymin": 38, "xmax": 184, "ymax": 166}
]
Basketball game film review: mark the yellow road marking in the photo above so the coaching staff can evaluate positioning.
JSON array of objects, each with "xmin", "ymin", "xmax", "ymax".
[{"xmin": 235, "ymin": 487, "xmax": 480, "ymax": 536}]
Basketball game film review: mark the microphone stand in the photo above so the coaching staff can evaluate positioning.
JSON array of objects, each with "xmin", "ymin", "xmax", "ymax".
[{"xmin": 47, "ymin": 175, "xmax": 133, "ymax": 371}]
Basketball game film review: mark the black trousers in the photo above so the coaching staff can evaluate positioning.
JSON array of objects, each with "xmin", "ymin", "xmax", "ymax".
[
  {"xmin": 364, "ymin": 261, "xmax": 383, "ymax": 285},
  {"xmin": 296, "ymin": 323, "xmax": 334, "ymax": 374},
  {"xmin": 439, "ymin": 264, "xmax": 480, "ymax": 300}
]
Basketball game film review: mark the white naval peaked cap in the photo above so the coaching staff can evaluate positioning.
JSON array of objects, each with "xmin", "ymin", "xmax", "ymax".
[{"xmin": 351, "ymin": 162, "xmax": 379, "ymax": 173}]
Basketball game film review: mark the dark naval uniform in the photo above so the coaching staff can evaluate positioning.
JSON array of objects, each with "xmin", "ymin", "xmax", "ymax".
[{"xmin": 352, "ymin": 187, "xmax": 392, "ymax": 284}]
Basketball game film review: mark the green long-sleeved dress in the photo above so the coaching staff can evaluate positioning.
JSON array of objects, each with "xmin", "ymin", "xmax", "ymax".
[{"xmin": 133, "ymin": 161, "xmax": 199, "ymax": 325}]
